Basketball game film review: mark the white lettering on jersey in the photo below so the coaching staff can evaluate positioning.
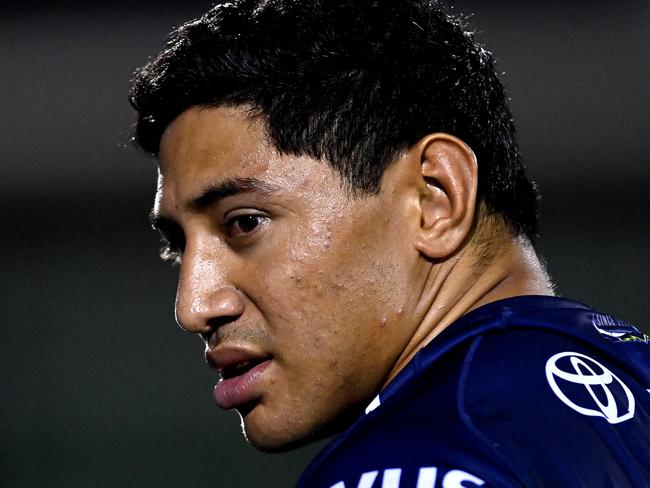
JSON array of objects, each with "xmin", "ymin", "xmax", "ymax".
[
  {"xmin": 416, "ymin": 467, "xmax": 438, "ymax": 488},
  {"xmin": 329, "ymin": 467, "xmax": 484, "ymax": 488},
  {"xmin": 381, "ymin": 469, "xmax": 402, "ymax": 488},
  {"xmin": 357, "ymin": 471, "xmax": 379, "ymax": 488},
  {"xmin": 442, "ymin": 470, "xmax": 486, "ymax": 487},
  {"xmin": 330, "ymin": 471, "xmax": 378, "ymax": 488}
]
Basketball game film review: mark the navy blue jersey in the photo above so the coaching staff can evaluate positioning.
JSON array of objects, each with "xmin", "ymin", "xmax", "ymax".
[{"xmin": 297, "ymin": 296, "xmax": 650, "ymax": 488}]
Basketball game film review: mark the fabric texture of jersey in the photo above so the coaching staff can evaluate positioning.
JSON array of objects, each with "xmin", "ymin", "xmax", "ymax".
[{"xmin": 296, "ymin": 296, "xmax": 650, "ymax": 488}]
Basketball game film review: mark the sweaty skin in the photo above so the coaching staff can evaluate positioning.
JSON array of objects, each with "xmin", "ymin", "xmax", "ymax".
[{"xmin": 153, "ymin": 105, "xmax": 553, "ymax": 451}]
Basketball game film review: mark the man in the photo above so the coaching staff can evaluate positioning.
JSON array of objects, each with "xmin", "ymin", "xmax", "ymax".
[{"xmin": 129, "ymin": 1, "xmax": 650, "ymax": 486}]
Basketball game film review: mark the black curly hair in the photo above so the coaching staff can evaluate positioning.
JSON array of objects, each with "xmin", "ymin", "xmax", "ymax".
[{"xmin": 130, "ymin": 0, "xmax": 539, "ymax": 239}]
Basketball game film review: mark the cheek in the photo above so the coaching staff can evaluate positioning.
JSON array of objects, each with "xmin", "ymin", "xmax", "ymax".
[
  {"xmin": 270, "ymin": 233, "xmax": 408, "ymax": 358},
  {"xmin": 245, "ymin": 220, "xmax": 420, "ymax": 439},
  {"xmin": 253, "ymin": 204, "xmax": 418, "ymax": 361}
]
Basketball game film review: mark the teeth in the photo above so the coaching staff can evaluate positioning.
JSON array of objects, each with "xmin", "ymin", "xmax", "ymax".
[
  {"xmin": 222, "ymin": 360, "xmax": 254, "ymax": 379},
  {"xmin": 234, "ymin": 361, "xmax": 250, "ymax": 372}
]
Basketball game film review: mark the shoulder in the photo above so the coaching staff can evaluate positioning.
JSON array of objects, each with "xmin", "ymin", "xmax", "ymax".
[
  {"xmin": 299, "ymin": 297, "xmax": 650, "ymax": 487},
  {"xmin": 457, "ymin": 299, "xmax": 650, "ymax": 424},
  {"xmin": 456, "ymin": 304, "xmax": 650, "ymax": 487}
]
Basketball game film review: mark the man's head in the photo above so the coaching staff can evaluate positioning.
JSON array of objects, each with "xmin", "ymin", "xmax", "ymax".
[{"xmin": 130, "ymin": 0, "xmax": 539, "ymax": 451}]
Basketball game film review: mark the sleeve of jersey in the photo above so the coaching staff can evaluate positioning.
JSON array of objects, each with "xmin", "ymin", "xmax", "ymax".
[{"xmin": 458, "ymin": 329, "xmax": 650, "ymax": 488}]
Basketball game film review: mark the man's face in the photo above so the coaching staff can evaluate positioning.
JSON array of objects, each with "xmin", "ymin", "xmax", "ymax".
[{"xmin": 154, "ymin": 106, "xmax": 425, "ymax": 450}]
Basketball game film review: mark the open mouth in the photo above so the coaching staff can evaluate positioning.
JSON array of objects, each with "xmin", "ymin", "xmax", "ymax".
[
  {"xmin": 213, "ymin": 357, "xmax": 273, "ymax": 410},
  {"xmin": 221, "ymin": 360, "xmax": 263, "ymax": 379}
]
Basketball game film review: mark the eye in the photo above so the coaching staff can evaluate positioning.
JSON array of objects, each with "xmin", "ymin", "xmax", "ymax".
[{"xmin": 225, "ymin": 214, "xmax": 267, "ymax": 238}]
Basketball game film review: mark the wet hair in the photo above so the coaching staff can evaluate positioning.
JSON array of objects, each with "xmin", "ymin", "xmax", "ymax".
[{"xmin": 130, "ymin": 0, "xmax": 539, "ymax": 239}]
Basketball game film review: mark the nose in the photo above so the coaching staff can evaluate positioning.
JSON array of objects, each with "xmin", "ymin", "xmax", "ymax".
[{"xmin": 174, "ymin": 248, "xmax": 245, "ymax": 339}]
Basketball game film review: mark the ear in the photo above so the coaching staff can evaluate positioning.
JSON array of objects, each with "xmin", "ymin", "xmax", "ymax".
[{"xmin": 411, "ymin": 133, "xmax": 478, "ymax": 259}]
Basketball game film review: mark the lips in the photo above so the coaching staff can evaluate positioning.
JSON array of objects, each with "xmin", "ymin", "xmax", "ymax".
[
  {"xmin": 221, "ymin": 360, "xmax": 259, "ymax": 379},
  {"xmin": 206, "ymin": 347, "xmax": 272, "ymax": 410}
]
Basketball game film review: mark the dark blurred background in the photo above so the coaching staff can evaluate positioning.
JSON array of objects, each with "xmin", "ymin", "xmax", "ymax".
[{"xmin": 2, "ymin": 1, "xmax": 649, "ymax": 486}]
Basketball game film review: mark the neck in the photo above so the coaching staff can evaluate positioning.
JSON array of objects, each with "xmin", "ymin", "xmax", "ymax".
[{"xmin": 384, "ymin": 232, "xmax": 554, "ymax": 386}]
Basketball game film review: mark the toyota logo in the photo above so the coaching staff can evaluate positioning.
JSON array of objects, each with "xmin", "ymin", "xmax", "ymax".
[{"xmin": 545, "ymin": 352, "xmax": 635, "ymax": 424}]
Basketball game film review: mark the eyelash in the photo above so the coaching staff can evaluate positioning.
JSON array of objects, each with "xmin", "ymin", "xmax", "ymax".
[
  {"xmin": 159, "ymin": 238, "xmax": 184, "ymax": 265},
  {"xmin": 157, "ymin": 213, "xmax": 268, "ymax": 264},
  {"xmin": 224, "ymin": 214, "xmax": 268, "ymax": 238}
]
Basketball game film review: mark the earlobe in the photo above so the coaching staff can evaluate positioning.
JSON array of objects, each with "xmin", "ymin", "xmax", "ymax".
[{"xmin": 411, "ymin": 133, "xmax": 478, "ymax": 259}]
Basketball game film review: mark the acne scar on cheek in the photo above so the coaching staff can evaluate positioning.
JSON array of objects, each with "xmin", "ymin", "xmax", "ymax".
[{"xmin": 380, "ymin": 307, "xmax": 405, "ymax": 328}]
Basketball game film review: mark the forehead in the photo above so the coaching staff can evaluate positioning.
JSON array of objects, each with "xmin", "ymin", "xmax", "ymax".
[
  {"xmin": 159, "ymin": 105, "xmax": 270, "ymax": 189},
  {"xmin": 156, "ymin": 106, "xmax": 351, "ymax": 217}
]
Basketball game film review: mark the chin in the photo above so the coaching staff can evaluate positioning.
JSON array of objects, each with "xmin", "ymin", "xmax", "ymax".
[
  {"xmin": 238, "ymin": 410, "xmax": 320, "ymax": 453},
  {"xmin": 236, "ymin": 401, "xmax": 363, "ymax": 453},
  {"xmin": 245, "ymin": 431, "xmax": 318, "ymax": 453}
]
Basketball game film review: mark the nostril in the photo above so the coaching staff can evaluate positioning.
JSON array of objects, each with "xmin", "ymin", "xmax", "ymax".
[{"xmin": 199, "ymin": 314, "xmax": 241, "ymax": 349}]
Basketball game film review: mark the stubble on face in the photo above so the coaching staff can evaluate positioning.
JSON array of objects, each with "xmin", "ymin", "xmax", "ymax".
[{"xmin": 156, "ymin": 105, "xmax": 425, "ymax": 450}]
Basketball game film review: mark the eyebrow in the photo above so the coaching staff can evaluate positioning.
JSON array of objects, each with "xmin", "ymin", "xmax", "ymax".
[
  {"xmin": 189, "ymin": 177, "xmax": 280, "ymax": 211},
  {"xmin": 150, "ymin": 177, "xmax": 280, "ymax": 230}
]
